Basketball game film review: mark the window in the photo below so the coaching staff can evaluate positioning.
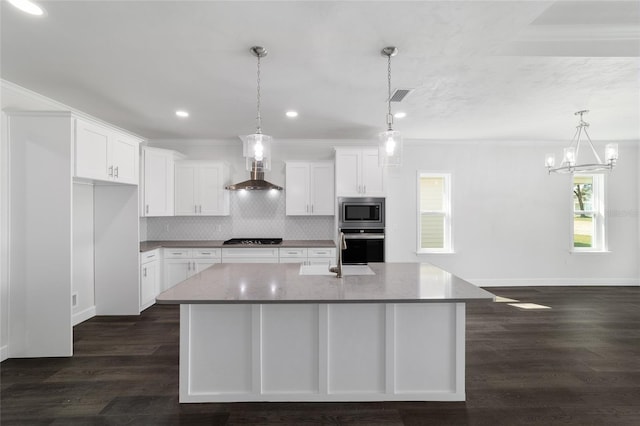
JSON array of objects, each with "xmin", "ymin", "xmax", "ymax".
[
  {"xmin": 572, "ymin": 174, "xmax": 605, "ymax": 251},
  {"xmin": 418, "ymin": 173, "xmax": 452, "ymax": 253}
]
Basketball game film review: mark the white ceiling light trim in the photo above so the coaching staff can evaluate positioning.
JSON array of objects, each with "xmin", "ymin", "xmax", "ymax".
[
  {"xmin": 7, "ymin": 0, "xmax": 44, "ymax": 16},
  {"xmin": 175, "ymin": 110, "xmax": 189, "ymax": 118},
  {"xmin": 285, "ymin": 111, "xmax": 298, "ymax": 118},
  {"xmin": 378, "ymin": 46, "xmax": 403, "ymax": 167},
  {"xmin": 545, "ymin": 110, "xmax": 618, "ymax": 174}
]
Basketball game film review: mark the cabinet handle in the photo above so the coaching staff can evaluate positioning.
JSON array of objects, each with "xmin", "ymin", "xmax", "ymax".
[
  {"xmin": 311, "ymin": 205, "xmax": 314, "ymax": 213},
  {"xmin": 363, "ymin": 185, "xmax": 366, "ymax": 194},
  {"xmin": 201, "ymin": 252, "xmax": 211, "ymax": 255},
  {"xmin": 306, "ymin": 204, "xmax": 309, "ymax": 213},
  {"xmin": 192, "ymin": 261, "xmax": 196, "ymax": 270},
  {"xmin": 199, "ymin": 205, "xmax": 202, "ymax": 213},
  {"xmin": 194, "ymin": 205, "xmax": 198, "ymax": 213},
  {"xmin": 145, "ymin": 204, "xmax": 149, "ymax": 214},
  {"xmin": 143, "ymin": 267, "xmax": 147, "ymax": 277},
  {"xmin": 108, "ymin": 166, "xmax": 114, "ymax": 177},
  {"xmin": 114, "ymin": 166, "xmax": 119, "ymax": 178}
]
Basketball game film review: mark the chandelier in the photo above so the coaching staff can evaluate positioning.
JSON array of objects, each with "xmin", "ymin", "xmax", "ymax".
[
  {"xmin": 545, "ymin": 110, "xmax": 618, "ymax": 174},
  {"xmin": 243, "ymin": 46, "xmax": 272, "ymax": 171},
  {"xmin": 378, "ymin": 46, "xmax": 403, "ymax": 167}
]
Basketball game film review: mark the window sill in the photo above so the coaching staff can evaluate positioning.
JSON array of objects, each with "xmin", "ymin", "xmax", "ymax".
[
  {"xmin": 416, "ymin": 250, "xmax": 455, "ymax": 255},
  {"xmin": 569, "ymin": 250, "xmax": 611, "ymax": 255}
]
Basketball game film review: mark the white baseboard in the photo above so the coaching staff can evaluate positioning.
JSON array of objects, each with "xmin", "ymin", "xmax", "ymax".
[
  {"xmin": 72, "ymin": 305, "xmax": 96, "ymax": 326},
  {"xmin": 470, "ymin": 278, "xmax": 640, "ymax": 287},
  {"xmin": 1, "ymin": 344, "xmax": 8, "ymax": 362}
]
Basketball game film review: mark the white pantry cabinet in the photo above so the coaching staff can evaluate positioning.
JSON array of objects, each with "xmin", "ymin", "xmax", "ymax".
[
  {"xmin": 285, "ymin": 162, "xmax": 335, "ymax": 216},
  {"xmin": 335, "ymin": 147, "xmax": 385, "ymax": 197},
  {"xmin": 140, "ymin": 249, "xmax": 161, "ymax": 311},
  {"xmin": 175, "ymin": 161, "xmax": 230, "ymax": 216},
  {"xmin": 163, "ymin": 248, "xmax": 221, "ymax": 291},
  {"xmin": 140, "ymin": 147, "xmax": 184, "ymax": 217},
  {"xmin": 75, "ymin": 118, "xmax": 140, "ymax": 185}
]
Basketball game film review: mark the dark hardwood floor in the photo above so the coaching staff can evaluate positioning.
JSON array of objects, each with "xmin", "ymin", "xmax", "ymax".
[{"xmin": 2, "ymin": 286, "xmax": 639, "ymax": 425}]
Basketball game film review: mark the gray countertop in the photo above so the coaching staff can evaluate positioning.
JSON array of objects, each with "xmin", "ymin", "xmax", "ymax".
[
  {"xmin": 140, "ymin": 240, "xmax": 336, "ymax": 252},
  {"xmin": 155, "ymin": 262, "xmax": 494, "ymax": 304}
]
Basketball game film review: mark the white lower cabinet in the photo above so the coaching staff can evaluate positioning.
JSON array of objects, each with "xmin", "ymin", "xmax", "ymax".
[
  {"xmin": 140, "ymin": 249, "xmax": 161, "ymax": 311},
  {"xmin": 222, "ymin": 248, "xmax": 279, "ymax": 263},
  {"xmin": 279, "ymin": 247, "xmax": 336, "ymax": 265},
  {"xmin": 163, "ymin": 248, "xmax": 221, "ymax": 290}
]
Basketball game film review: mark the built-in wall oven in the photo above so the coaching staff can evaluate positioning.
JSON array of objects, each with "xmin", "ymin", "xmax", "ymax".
[{"xmin": 338, "ymin": 197, "xmax": 385, "ymax": 264}]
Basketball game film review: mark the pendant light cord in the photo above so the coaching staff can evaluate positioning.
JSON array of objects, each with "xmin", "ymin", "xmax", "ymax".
[
  {"xmin": 386, "ymin": 52, "xmax": 393, "ymax": 131},
  {"xmin": 256, "ymin": 54, "xmax": 262, "ymax": 134}
]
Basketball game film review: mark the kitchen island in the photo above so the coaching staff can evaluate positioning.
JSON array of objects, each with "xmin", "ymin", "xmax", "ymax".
[{"xmin": 156, "ymin": 262, "xmax": 494, "ymax": 403}]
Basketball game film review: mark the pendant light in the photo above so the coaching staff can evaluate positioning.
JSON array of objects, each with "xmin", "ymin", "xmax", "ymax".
[
  {"xmin": 545, "ymin": 110, "xmax": 618, "ymax": 174},
  {"xmin": 243, "ymin": 46, "xmax": 272, "ymax": 171},
  {"xmin": 379, "ymin": 46, "xmax": 403, "ymax": 167}
]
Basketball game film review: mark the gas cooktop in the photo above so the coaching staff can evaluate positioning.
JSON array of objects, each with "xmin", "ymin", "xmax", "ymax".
[{"xmin": 222, "ymin": 238, "xmax": 283, "ymax": 245}]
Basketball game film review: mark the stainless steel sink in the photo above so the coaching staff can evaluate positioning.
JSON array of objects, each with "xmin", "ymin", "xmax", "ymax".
[{"xmin": 299, "ymin": 264, "xmax": 375, "ymax": 276}]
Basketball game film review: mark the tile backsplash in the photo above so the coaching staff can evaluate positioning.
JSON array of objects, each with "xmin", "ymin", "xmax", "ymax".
[{"xmin": 144, "ymin": 191, "xmax": 335, "ymax": 241}]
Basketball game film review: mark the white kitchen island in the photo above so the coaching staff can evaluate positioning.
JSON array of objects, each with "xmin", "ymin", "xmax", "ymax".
[{"xmin": 156, "ymin": 262, "xmax": 494, "ymax": 403}]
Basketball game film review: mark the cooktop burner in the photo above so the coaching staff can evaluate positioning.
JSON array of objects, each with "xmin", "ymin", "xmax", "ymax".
[{"xmin": 223, "ymin": 238, "xmax": 283, "ymax": 245}]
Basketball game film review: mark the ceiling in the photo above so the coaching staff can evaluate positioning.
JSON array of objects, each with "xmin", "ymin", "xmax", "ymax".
[{"xmin": 1, "ymin": 0, "xmax": 639, "ymax": 142}]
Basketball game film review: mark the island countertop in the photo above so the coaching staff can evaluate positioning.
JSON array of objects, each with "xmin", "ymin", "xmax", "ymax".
[{"xmin": 155, "ymin": 262, "xmax": 494, "ymax": 304}]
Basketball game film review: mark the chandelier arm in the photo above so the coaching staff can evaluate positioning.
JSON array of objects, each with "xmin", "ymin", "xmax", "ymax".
[{"xmin": 582, "ymin": 127, "xmax": 604, "ymax": 164}]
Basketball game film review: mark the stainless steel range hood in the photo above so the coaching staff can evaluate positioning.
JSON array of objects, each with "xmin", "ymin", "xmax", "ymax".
[{"xmin": 225, "ymin": 160, "xmax": 283, "ymax": 191}]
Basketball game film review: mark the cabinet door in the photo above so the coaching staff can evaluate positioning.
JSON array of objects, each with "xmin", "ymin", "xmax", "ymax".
[
  {"xmin": 163, "ymin": 259, "xmax": 192, "ymax": 290},
  {"xmin": 75, "ymin": 119, "xmax": 110, "ymax": 180},
  {"xmin": 335, "ymin": 149, "xmax": 361, "ymax": 196},
  {"xmin": 140, "ymin": 260, "xmax": 159, "ymax": 310},
  {"xmin": 110, "ymin": 134, "xmax": 139, "ymax": 185},
  {"xmin": 195, "ymin": 259, "xmax": 220, "ymax": 273},
  {"xmin": 285, "ymin": 163, "xmax": 310, "ymax": 215},
  {"xmin": 361, "ymin": 149, "xmax": 385, "ymax": 196},
  {"xmin": 198, "ymin": 164, "xmax": 225, "ymax": 215},
  {"xmin": 310, "ymin": 163, "xmax": 334, "ymax": 215},
  {"xmin": 143, "ymin": 149, "xmax": 174, "ymax": 216},
  {"xmin": 175, "ymin": 165, "xmax": 197, "ymax": 215}
]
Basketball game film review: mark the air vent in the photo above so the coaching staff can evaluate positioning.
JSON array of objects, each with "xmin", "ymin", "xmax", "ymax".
[{"xmin": 390, "ymin": 88, "xmax": 414, "ymax": 102}]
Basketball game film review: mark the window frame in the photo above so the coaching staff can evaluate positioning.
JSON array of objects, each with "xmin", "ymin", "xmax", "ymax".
[
  {"xmin": 571, "ymin": 173, "xmax": 607, "ymax": 253},
  {"xmin": 416, "ymin": 171, "xmax": 453, "ymax": 254}
]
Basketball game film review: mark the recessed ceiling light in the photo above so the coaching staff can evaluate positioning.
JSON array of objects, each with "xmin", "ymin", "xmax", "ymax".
[
  {"xmin": 285, "ymin": 111, "xmax": 298, "ymax": 118},
  {"xmin": 394, "ymin": 112, "xmax": 407, "ymax": 119},
  {"xmin": 175, "ymin": 110, "xmax": 189, "ymax": 118},
  {"xmin": 8, "ymin": 0, "xmax": 45, "ymax": 16}
]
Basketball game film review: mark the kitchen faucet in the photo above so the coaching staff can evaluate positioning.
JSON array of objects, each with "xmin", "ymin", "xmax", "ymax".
[{"xmin": 329, "ymin": 232, "xmax": 347, "ymax": 278}]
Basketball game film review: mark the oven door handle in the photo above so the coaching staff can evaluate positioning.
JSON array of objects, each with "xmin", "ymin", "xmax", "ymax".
[{"xmin": 343, "ymin": 234, "xmax": 385, "ymax": 240}]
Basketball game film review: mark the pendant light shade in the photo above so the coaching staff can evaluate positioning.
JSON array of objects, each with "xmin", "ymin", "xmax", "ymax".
[
  {"xmin": 244, "ymin": 46, "xmax": 272, "ymax": 171},
  {"xmin": 379, "ymin": 46, "xmax": 402, "ymax": 167}
]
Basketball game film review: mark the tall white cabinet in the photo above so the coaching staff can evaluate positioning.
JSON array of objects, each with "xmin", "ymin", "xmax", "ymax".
[
  {"xmin": 175, "ymin": 161, "xmax": 230, "ymax": 216},
  {"xmin": 285, "ymin": 161, "xmax": 335, "ymax": 216},
  {"xmin": 335, "ymin": 147, "xmax": 385, "ymax": 197},
  {"xmin": 6, "ymin": 112, "xmax": 141, "ymax": 358}
]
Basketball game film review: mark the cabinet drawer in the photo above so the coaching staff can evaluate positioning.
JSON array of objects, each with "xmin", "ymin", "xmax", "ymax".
[
  {"xmin": 279, "ymin": 248, "xmax": 308, "ymax": 258},
  {"xmin": 192, "ymin": 249, "xmax": 221, "ymax": 259},
  {"xmin": 222, "ymin": 248, "xmax": 279, "ymax": 259},
  {"xmin": 141, "ymin": 249, "xmax": 160, "ymax": 264},
  {"xmin": 308, "ymin": 248, "xmax": 336, "ymax": 258},
  {"xmin": 164, "ymin": 248, "xmax": 191, "ymax": 259}
]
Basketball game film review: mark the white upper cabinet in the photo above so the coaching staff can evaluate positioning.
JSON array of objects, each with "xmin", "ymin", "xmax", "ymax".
[
  {"xmin": 141, "ymin": 147, "xmax": 183, "ymax": 217},
  {"xmin": 335, "ymin": 147, "xmax": 385, "ymax": 197},
  {"xmin": 175, "ymin": 161, "xmax": 230, "ymax": 216},
  {"xmin": 286, "ymin": 161, "xmax": 335, "ymax": 216},
  {"xmin": 74, "ymin": 118, "xmax": 140, "ymax": 185}
]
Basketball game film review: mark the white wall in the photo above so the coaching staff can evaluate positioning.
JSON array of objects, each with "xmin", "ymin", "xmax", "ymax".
[
  {"xmin": 72, "ymin": 183, "xmax": 95, "ymax": 324},
  {"xmin": 385, "ymin": 140, "xmax": 639, "ymax": 286},
  {"xmin": 1, "ymin": 112, "xmax": 9, "ymax": 360}
]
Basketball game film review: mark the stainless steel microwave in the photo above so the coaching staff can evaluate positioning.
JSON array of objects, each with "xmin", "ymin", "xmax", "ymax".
[{"xmin": 338, "ymin": 197, "xmax": 385, "ymax": 229}]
